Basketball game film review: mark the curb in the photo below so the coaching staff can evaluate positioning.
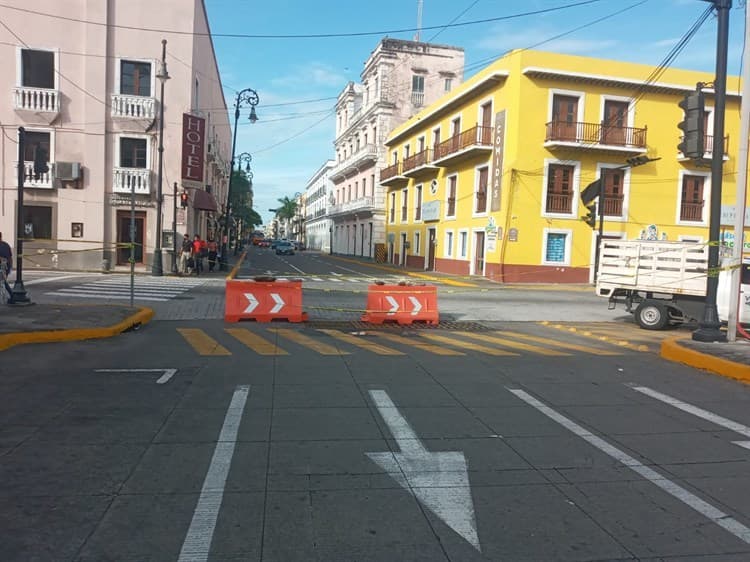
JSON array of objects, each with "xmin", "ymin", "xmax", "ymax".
[
  {"xmin": 0, "ymin": 306, "xmax": 155, "ymax": 352},
  {"xmin": 660, "ymin": 337, "xmax": 750, "ymax": 384}
]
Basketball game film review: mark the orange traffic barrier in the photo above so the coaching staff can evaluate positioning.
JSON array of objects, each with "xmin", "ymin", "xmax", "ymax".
[
  {"xmin": 361, "ymin": 282, "xmax": 439, "ymax": 325},
  {"xmin": 225, "ymin": 277, "xmax": 308, "ymax": 323}
]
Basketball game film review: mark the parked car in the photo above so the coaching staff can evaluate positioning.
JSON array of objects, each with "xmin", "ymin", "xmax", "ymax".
[
  {"xmin": 270, "ymin": 239, "xmax": 281, "ymax": 249},
  {"xmin": 291, "ymin": 240, "xmax": 305, "ymax": 251},
  {"xmin": 275, "ymin": 241, "xmax": 295, "ymax": 255}
]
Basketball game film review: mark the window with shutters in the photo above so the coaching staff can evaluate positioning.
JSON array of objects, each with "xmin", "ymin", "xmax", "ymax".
[
  {"xmin": 600, "ymin": 168, "xmax": 624, "ymax": 217},
  {"xmin": 475, "ymin": 166, "xmax": 489, "ymax": 214},
  {"xmin": 120, "ymin": 137, "xmax": 147, "ymax": 168},
  {"xmin": 415, "ymin": 185, "xmax": 422, "ymax": 221},
  {"xmin": 389, "ymin": 192, "xmax": 396, "ymax": 223},
  {"xmin": 679, "ymin": 173, "xmax": 707, "ymax": 222},
  {"xmin": 446, "ymin": 175, "xmax": 457, "ymax": 217},
  {"xmin": 545, "ymin": 163, "xmax": 575, "ymax": 214},
  {"xmin": 401, "ymin": 188, "xmax": 408, "ymax": 221}
]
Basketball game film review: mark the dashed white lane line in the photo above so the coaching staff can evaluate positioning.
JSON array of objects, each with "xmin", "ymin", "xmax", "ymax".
[{"xmin": 178, "ymin": 385, "xmax": 249, "ymax": 562}]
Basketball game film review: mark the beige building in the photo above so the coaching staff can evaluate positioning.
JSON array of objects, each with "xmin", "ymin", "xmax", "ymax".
[
  {"xmin": 329, "ymin": 39, "xmax": 464, "ymax": 259},
  {"xmin": 0, "ymin": 0, "xmax": 231, "ymax": 272}
]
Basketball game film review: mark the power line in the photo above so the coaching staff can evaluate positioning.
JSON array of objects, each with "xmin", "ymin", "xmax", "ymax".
[
  {"xmin": 0, "ymin": 0, "xmax": 607, "ymax": 39},
  {"xmin": 252, "ymin": 109, "xmax": 336, "ymax": 154}
]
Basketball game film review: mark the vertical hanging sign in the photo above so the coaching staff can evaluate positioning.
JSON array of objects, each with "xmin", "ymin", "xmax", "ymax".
[
  {"xmin": 490, "ymin": 110, "xmax": 506, "ymax": 212},
  {"xmin": 181, "ymin": 113, "xmax": 205, "ymax": 188}
]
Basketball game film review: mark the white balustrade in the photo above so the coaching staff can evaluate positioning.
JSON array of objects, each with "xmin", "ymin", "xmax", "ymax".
[
  {"xmin": 110, "ymin": 94, "xmax": 156, "ymax": 120},
  {"xmin": 330, "ymin": 196, "xmax": 375, "ymax": 215},
  {"xmin": 19, "ymin": 161, "xmax": 53, "ymax": 188},
  {"xmin": 113, "ymin": 167, "xmax": 150, "ymax": 194},
  {"xmin": 13, "ymin": 87, "xmax": 60, "ymax": 113}
]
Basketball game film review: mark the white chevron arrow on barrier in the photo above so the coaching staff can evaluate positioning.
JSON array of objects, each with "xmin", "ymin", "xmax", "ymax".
[
  {"xmin": 270, "ymin": 293, "xmax": 285, "ymax": 313},
  {"xmin": 408, "ymin": 296, "xmax": 422, "ymax": 315},
  {"xmin": 244, "ymin": 293, "xmax": 259, "ymax": 313},
  {"xmin": 385, "ymin": 295, "xmax": 399, "ymax": 315}
]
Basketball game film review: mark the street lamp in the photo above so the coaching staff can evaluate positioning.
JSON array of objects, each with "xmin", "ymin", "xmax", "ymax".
[
  {"xmin": 232, "ymin": 152, "xmax": 253, "ymax": 255},
  {"xmin": 221, "ymin": 88, "xmax": 259, "ymax": 271},
  {"xmin": 151, "ymin": 39, "xmax": 170, "ymax": 276}
]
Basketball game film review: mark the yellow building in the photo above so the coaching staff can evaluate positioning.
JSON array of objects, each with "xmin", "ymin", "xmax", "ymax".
[{"xmin": 382, "ymin": 49, "xmax": 747, "ymax": 283}]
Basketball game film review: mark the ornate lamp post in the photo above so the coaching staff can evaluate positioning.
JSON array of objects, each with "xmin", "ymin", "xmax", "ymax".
[
  {"xmin": 221, "ymin": 89, "xmax": 259, "ymax": 271},
  {"xmin": 151, "ymin": 39, "xmax": 170, "ymax": 276}
]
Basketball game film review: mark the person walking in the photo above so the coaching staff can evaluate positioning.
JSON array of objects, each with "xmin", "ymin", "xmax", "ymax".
[
  {"xmin": 0, "ymin": 232, "xmax": 14, "ymax": 303},
  {"xmin": 192, "ymin": 234, "xmax": 204, "ymax": 276},
  {"xmin": 179, "ymin": 233, "xmax": 192, "ymax": 275},
  {"xmin": 207, "ymin": 238, "xmax": 218, "ymax": 272}
]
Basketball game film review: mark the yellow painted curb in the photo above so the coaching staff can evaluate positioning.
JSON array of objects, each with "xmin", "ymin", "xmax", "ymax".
[
  {"xmin": 660, "ymin": 337, "xmax": 750, "ymax": 384},
  {"xmin": 226, "ymin": 251, "xmax": 247, "ymax": 280},
  {"xmin": 328, "ymin": 255, "xmax": 477, "ymax": 287},
  {"xmin": 0, "ymin": 306, "xmax": 154, "ymax": 352}
]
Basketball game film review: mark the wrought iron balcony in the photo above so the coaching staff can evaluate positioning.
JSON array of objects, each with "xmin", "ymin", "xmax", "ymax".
[
  {"xmin": 680, "ymin": 201, "xmax": 704, "ymax": 222},
  {"xmin": 113, "ymin": 167, "xmax": 150, "ymax": 194},
  {"xmin": 402, "ymin": 148, "xmax": 438, "ymax": 178},
  {"xmin": 110, "ymin": 94, "xmax": 156, "ymax": 120},
  {"xmin": 380, "ymin": 162, "xmax": 407, "ymax": 187},
  {"xmin": 545, "ymin": 193, "xmax": 573, "ymax": 214},
  {"xmin": 602, "ymin": 194, "xmax": 624, "ymax": 217},
  {"xmin": 545, "ymin": 121, "xmax": 647, "ymax": 152},
  {"xmin": 20, "ymin": 161, "xmax": 53, "ymax": 189},
  {"xmin": 432, "ymin": 125, "xmax": 493, "ymax": 166}
]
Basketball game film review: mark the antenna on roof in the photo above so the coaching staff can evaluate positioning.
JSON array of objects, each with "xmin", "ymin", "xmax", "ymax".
[{"xmin": 415, "ymin": 0, "xmax": 423, "ymax": 42}]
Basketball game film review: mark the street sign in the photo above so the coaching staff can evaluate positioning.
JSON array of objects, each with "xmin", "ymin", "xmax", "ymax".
[{"xmin": 366, "ymin": 390, "xmax": 481, "ymax": 551}]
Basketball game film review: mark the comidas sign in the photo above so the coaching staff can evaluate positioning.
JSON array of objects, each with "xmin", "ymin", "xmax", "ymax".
[{"xmin": 181, "ymin": 113, "xmax": 205, "ymax": 188}]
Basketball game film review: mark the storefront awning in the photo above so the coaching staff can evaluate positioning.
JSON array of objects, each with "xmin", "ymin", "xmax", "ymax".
[{"xmin": 192, "ymin": 189, "xmax": 218, "ymax": 212}]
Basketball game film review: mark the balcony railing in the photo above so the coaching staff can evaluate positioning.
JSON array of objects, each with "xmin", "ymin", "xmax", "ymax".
[
  {"xmin": 679, "ymin": 135, "xmax": 730, "ymax": 156},
  {"xmin": 545, "ymin": 192, "xmax": 573, "ymax": 214},
  {"xmin": 411, "ymin": 91, "xmax": 425, "ymax": 107},
  {"xmin": 113, "ymin": 167, "xmax": 150, "ymax": 194},
  {"xmin": 603, "ymin": 195, "xmax": 624, "ymax": 217},
  {"xmin": 331, "ymin": 143, "xmax": 377, "ymax": 179},
  {"xmin": 111, "ymin": 94, "xmax": 156, "ymax": 120},
  {"xmin": 329, "ymin": 196, "xmax": 375, "ymax": 216},
  {"xmin": 402, "ymin": 148, "xmax": 434, "ymax": 175},
  {"xmin": 680, "ymin": 201, "xmax": 704, "ymax": 222},
  {"xmin": 545, "ymin": 121, "xmax": 647, "ymax": 149},
  {"xmin": 380, "ymin": 162, "xmax": 403, "ymax": 183},
  {"xmin": 20, "ymin": 161, "xmax": 53, "ymax": 188},
  {"xmin": 433, "ymin": 125, "xmax": 493, "ymax": 163},
  {"xmin": 13, "ymin": 86, "xmax": 60, "ymax": 113}
]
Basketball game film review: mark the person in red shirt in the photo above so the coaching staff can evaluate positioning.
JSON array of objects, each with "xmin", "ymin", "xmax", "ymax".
[{"xmin": 192, "ymin": 234, "xmax": 205, "ymax": 275}]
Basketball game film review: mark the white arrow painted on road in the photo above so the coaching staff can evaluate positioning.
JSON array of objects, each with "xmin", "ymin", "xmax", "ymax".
[
  {"xmin": 95, "ymin": 368, "xmax": 177, "ymax": 384},
  {"xmin": 270, "ymin": 293, "xmax": 285, "ymax": 313},
  {"xmin": 408, "ymin": 296, "xmax": 422, "ymax": 315},
  {"xmin": 244, "ymin": 293, "xmax": 259, "ymax": 313},
  {"xmin": 365, "ymin": 389, "xmax": 481, "ymax": 551},
  {"xmin": 385, "ymin": 295, "xmax": 399, "ymax": 315}
]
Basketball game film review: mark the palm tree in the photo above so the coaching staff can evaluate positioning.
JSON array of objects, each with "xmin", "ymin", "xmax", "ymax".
[{"xmin": 275, "ymin": 196, "xmax": 297, "ymax": 221}]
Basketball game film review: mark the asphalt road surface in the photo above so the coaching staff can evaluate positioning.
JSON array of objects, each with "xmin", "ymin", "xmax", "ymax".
[{"xmin": 4, "ymin": 249, "xmax": 747, "ymax": 561}]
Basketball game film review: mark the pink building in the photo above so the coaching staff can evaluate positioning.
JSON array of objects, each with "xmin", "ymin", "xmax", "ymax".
[
  {"xmin": 329, "ymin": 38, "xmax": 464, "ymax": 259},
  {"xmin": 0, "ymin": 0, "xmax": 231, "ymax": 272}
]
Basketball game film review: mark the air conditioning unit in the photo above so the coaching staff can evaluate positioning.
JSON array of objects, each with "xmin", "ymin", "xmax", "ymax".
[{"xmin": 53, "ymin": 162, "xmax": 81, "ymax": 181}]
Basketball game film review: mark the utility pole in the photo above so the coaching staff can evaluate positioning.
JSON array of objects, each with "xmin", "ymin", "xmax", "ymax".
[
  {"xmin": 152, "ymin": 39, "xmax": 169, "ymax": 276},
  {"xmin": 693, "ymin": 0, "xmax": 731, "ymax": 342},
  {"xmin": 11, "ymin": 127, "xmax": 30, "ymax": 304},
  {"xmin": 727, "ymin": 2, "xmax": 750, "ymax": 341},
  {"xmin": 172, "ymin": 181, "xmax": 178, "ymax": 274}
]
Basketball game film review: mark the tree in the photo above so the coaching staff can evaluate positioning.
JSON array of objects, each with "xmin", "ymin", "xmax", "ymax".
[
  {"xmin": 229, "ymin": 170, "xmax": 260, "ymax": 228},
  {"xmin": 275, "ymin": 195, "xmax": 298, "ymax": 221}
]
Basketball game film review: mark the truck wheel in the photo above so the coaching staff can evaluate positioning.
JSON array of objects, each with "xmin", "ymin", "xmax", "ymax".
[{"xmin": 635, "ymin": 300, "xmax": 669, "ymax": 330}]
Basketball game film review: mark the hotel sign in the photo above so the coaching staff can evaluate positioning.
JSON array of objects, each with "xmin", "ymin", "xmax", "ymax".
[
  {"xmin": 490, "ymin": 110, "xmax": 506, "ymax": 212},
  {"xmin": 181, "ymin": 113, "xmax": 206, "ymax": 188}
]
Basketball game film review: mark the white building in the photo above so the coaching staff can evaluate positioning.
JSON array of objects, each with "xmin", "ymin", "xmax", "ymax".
[
  {"xmin": 304, "ymin": 160, "xmax": 335, "ymax": 252},
  {"xmin": 329, "ymin": 38, "xmax": 464, "ymax": 260}
]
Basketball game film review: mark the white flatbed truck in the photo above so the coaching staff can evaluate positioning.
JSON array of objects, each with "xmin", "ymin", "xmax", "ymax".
[{"xmin": 595, "ymin": 239, "xmax": 750, "ymax": 329}]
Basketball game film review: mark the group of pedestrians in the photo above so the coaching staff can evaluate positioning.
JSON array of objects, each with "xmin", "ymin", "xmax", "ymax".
[{"xmin": 178, "ymin": 233, "xmax": 219, "ymax": 276}]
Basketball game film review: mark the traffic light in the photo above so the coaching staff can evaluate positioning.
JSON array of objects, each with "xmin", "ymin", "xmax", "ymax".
[
  {"xmin": 32, "ymin": 144, "xmax": 49, "ymax": 179},
  {"xmin": 677, "ymin": 89, "xmax": 705, "ymax": 160},
  {"xmin": 180, "ymin": 191, "xmax": 189, "ymax": 208},
  {"xmin": 582, "ymin": 203, "xmax": 597, "ymax": 228}
]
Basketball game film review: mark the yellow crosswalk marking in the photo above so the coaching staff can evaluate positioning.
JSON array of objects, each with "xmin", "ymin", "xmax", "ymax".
[
  {"xmin": 225, "ymin": 328, "xmax": 289, "ymax": 356},
  {"xmin": 318, "ymin": 329, "xmax": 404, "ymax": 355},
  {"xmin": 504, "ymin": 330, "xmax": 622, "ymax": 355},
  {"xmin": 456, "ymin": 331, "xmax": 570, "ymax": 356},
  {"xmin": 419, "ymin": 332, "xmax": 519, "ymax": 356},
  {"xmin": 273, "ymin": 329, "xmax": 349, "ymax": 355},
  {"xmin": 373, "ymin": 332, "xmax": 465, "ymax": 355},
  {"xmin": 177, "ymin": 328, "xmax": 231, "ymax": 356}
]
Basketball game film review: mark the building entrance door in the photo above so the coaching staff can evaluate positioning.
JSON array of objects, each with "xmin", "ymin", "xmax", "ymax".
[
  {"xmin": 474, "ymin": 231, "xmax": 485, "ymax": 275},
  {"xmin": 117, "ymin": 211, "xmax": 146, "ymax": 265},
  {"xmin": 427, "ymin": 228, "xmax": 436, "ymax": 271}
]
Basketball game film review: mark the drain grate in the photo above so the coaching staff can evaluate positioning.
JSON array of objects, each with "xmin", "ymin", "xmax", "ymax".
[{"xmin": 305, "ymin": 320, "xmax": 490, "ymax": 332}]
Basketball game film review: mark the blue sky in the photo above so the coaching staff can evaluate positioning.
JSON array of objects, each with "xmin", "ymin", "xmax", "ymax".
[{"xmin": 205, "ymin": 0, "xmax": 746, "ymax": 225}]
